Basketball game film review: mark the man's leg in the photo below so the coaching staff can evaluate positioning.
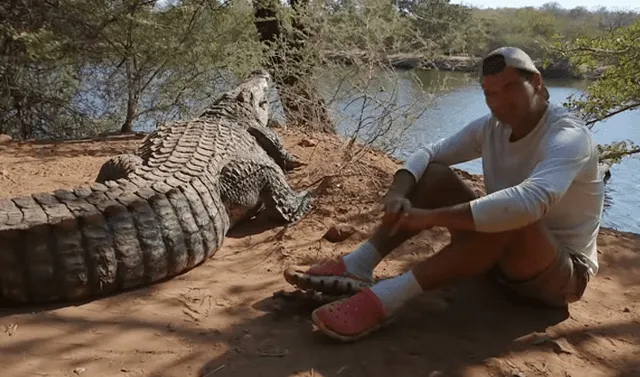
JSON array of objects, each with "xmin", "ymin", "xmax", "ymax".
[
  {"xmin": 283, "ymin": 162, "xmax": 478, "ymax": 294},
  {"xmin": 310, "ymin": 221, "xmax": 568, "ymax": 342},
  {"xmin": 410, "ymin": 221, "xmax": 558, "ymax": 293},
  {"xmin": 308, "ymin": 166, "xmax": 585, "ymax": 342}
]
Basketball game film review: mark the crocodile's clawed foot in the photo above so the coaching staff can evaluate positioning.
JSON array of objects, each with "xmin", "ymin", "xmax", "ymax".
[
  {"xmin": 286, "ymin": 190, "xmax": 315, "ymax": 224},
  {"xmin": 283, "ymin": 158, "xmax": 307, "ymax": 171}
]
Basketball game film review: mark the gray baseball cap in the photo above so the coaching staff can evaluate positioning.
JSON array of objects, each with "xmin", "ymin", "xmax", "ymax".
[{"xmin": 481, "ymin": 46, "xmax": 550, "ymax": 100}]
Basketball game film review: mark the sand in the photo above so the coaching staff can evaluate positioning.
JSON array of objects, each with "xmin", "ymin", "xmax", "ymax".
[{"xmin": 0, "ymin": 129, "xmax": 639, "ymax": 377}]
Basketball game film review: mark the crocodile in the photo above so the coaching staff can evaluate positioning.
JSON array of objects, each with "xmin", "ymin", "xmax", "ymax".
[{"xmin": 0, "ymin": 70, "xmax": 314, "ymax": 306}]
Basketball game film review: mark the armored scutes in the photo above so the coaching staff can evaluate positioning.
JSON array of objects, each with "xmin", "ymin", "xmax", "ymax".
[{"xmin": 0, "ymin": 70, "xmax": 313, "ymax": 305}]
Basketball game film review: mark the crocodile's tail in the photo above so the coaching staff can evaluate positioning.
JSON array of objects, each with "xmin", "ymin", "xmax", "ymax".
[{"xmin": 0, "ymin": 176, "xmax": 229, "ymax": 306}]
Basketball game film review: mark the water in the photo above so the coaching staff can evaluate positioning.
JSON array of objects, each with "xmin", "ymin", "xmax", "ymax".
[{"xmin": 311, "ymin": 69, "xmax": 640, "ymax": 234}]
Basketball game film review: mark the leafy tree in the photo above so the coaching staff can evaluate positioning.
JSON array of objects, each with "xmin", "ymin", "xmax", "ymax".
[
  {"xmin": 553, "ymin": 20, "xmax": 640, "ymax": 162},
  {"xmin": 1, "ymin": 0, "xmax": 639, "ymax": 148},
  {"xmin": 0, "ymin": 0, "xmax": 94, "ymax": 139},
  {"xmin": 84, "ymin": 0, "xmax": 261, "ymax": 133},
  {"xmin": 398, "ymin": 0, "xmax": 472, "ymax": 55},
  {"xmin": 252, "ymin": 0, "xmax": 336, "ymax": 133}
]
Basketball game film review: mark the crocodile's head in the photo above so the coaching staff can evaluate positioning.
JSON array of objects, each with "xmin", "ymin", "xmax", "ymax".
[
  {"xmin": 239, "ymin": 69, "xmax": 271, "ymax": 126},
  {"xmin": 203, "ymin": 69, "xmax": 272, "ymax": 127}
]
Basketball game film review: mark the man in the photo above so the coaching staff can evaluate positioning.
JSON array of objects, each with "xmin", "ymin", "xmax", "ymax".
[{"xmin": 283, "ymin": 46, "xmax": 605, "ymax": 342}]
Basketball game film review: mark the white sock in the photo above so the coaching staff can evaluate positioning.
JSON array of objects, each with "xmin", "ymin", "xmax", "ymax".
[
  {"xmin": 370, "ymin": 270, "xmax": 423, "ymax": 315},
  {"xmin": 342, "ymin": 240, "xmax": 382, "ymax": 281}
]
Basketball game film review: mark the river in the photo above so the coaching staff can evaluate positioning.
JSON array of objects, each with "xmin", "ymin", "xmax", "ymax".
[{"xmin": 307, "ymin": 69, "xmax": 640, "ymax": 235}]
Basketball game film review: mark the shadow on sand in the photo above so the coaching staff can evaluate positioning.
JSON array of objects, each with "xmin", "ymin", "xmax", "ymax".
[{"xmin": 198, "ymin": 278, "xmax": 574, "ymax": 377}]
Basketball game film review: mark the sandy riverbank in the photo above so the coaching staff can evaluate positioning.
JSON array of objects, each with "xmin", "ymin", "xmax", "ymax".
[{"xmin": 0, "ymin": 129, "xmax": 638, "ymax": 377}]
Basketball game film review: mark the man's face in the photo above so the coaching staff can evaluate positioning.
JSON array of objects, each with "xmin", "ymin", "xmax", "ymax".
[{"xmin": 481, "ymin": 67, "xmax": 539, "ymax": 126}]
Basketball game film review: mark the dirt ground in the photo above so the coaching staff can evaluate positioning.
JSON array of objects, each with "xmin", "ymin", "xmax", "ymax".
[{"xmin": 0, "ymin": 129, "xmax": 639, "ymax": 377}]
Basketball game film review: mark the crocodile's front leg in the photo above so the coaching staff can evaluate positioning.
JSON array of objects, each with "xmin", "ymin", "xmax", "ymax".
[
  {"xmin": 218, "ymin": 157, "xmax": 313, "ymax": 226},
  {"xmin": 246, "ymin": 125, "xmax": 305, "ymax": 171}
]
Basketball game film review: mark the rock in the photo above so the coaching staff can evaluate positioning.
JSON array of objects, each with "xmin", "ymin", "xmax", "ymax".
[
  {"xmin": 550, "ymin": 338, "xmax": 575, "ymax": 354},
  {"xmin": 530, "ymin": 332, "xmax": 552, "ymax": 345},
  {"xmin": 624, "ymin": 307, "xmax": 631, "ymax": 313},
  {"xmin": 73, "ymin": 367, "xmax": 86, "ymax": 375},
  {"xmin": 0, "ymin": 134, "xmax": 12, "ymax": 144},
  {"xmin": 532, "ymin": 334, "xmax": 575, "ymax": 355},
  {"xmin": 323, "ymin": 223, "xmax": 357, "ymax": 243},
  {"xmin": 299, "ymin": 138, "xmax": 317, "ymax": 147}
]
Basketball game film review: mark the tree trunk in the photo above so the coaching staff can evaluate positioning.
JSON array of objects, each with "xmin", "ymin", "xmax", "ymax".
[
  {"xmin": 120, "ymin": 88, "xmax": 138, "ymax": 133},
  {"xmin": 252, "ymin": 0, "xmax": 334, "ymax": 133}
]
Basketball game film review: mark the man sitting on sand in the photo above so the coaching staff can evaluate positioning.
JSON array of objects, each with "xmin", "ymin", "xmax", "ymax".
[{"xmin": 283, "ymin": 46, "xmax": 605, "ymax": 342}]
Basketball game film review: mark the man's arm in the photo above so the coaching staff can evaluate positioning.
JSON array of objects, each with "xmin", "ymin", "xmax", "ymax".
[
  {"xmin": 383, "ymin": 116, "xmax": 487, "ymax": 232},
  {"xmin": 397, "ymin": 124, "xmax": 596, "ymax": 233},
  {"xmin": 385, "ymin": 114, "xmax": 488, "ymax": 198},
  {"xmin": 425, "ymin": 202, "xmax": 476, "ymax": 230},
  {"xmin": 468, "ymin": 124, "xmax": 595, "ymax": 232},
  {"xmin": 389, "ymin": 202, "xmax": 476, "ymax": 236},
  {"xmin": 383, "ymin": 169, "xmax": 416, "ymax": 200}
]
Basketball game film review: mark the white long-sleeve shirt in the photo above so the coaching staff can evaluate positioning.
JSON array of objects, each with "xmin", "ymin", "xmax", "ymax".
[{"xmin": 402, "ymin": 104, "xmax": 605, "ymax": 276}]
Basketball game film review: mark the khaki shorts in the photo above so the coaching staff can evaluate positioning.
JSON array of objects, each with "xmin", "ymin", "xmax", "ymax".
[{"xmin": 489, "ymin": 249, "xmax": 591, "ymax": 308}]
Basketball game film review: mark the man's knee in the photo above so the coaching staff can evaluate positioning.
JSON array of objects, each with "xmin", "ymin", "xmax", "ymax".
[
  {"xmin": 412, "ymin": 162, "xmax": 477, "ymax": 208},
  {"xmin": 418, "ymin": 162, "xmax": 454, "ymax": 184},
  {"xmin": 505, "ymin": 221, "xmax": 550, "ymax": 244},
  {"xmin": 470, "ymin": 221, "xmax": 547, "ymax": 250},
  {"xmin": 499, "ymin": 221, "xmax": 558, "ymax": 270}
]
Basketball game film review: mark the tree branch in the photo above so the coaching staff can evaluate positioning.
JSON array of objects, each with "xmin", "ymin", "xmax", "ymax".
[
  {"xmin": 586, "ymin": 102, "xmax": 640, "ymax": 127},
  {"xmin": 599, "ymin": 147, "xmax": 640, "ymax": 162}
]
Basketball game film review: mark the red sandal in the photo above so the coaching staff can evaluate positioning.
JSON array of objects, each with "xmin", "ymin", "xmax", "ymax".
[
  {"xmin": 311, "ymin": 288, "xmax": 395, "ymax": 342},
  {"xmin": 283, "ymin": 258, "xmax": 374, "ymax": 295}
]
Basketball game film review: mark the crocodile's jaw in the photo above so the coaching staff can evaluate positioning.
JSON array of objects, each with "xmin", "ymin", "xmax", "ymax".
[
  {"xmin": 199, "ymin": 70, "xmax": 271, "ymax": 127},
  {"xmin": 245, "ymin": 70, "xmax": 270, "ymax": 127}
]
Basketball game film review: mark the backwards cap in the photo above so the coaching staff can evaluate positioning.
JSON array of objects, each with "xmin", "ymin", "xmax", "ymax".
[{"xmin": 480, "ymin": 46, "xmax": 549, "ymax": 101}]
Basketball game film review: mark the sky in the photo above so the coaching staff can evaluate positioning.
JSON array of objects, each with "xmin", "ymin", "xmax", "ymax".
[
  {"xmin": 155, "ymin": 0, "xmax": 639, "ymax": 11},
  {"xmin": 450, "ymin": 0, "xmax": 639, "ymax": 11}
]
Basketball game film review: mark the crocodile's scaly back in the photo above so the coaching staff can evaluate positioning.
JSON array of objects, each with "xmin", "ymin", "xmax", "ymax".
[{"xmin": 0, "ymin": 70, "xmax": 313, "ymax": 305}]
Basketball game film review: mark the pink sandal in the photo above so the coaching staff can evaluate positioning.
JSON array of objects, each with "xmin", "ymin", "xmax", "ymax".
[
  {"xmin": 311, "ymin": 288, "xmax": 394, "ymax": 342},
  {"xmin": 283, "ymin": 258, "xmax": 373, "ymax": 295}
]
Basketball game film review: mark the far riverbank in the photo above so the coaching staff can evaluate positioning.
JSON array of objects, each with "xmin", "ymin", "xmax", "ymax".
[{"xmin": 323, "ymin": 50, "xmax": 605, "ymax": 80}]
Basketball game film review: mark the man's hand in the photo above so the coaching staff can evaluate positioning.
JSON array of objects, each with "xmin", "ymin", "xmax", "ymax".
[
  {"xmin": 380, "ymin": 194, "xmax": 412, "ymax": 227},
  {"xmin": 377, "ymin": 168, "xmax": 418, "ymax": 230},
  {"xmin": 389, "ymin": 208, "xmax": 435, "ymax": 235},
  {"xmin": 389, "ymin": 203, "xmax": 477, "ymax": 235}
]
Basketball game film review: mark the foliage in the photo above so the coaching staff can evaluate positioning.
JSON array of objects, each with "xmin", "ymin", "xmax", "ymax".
[
  {"xmin": 321, "ymin": 0, "xmax": 420, "ymax": 53},
  {"xmin": 549, "ymin": 19, "xmax": 640, "ymax": 162},
  {"xmin": 0, "ymin": 1, "xmax": 89, "ymax": 138},
  {"xmin": 0, "ymin": 0, "xmax": 261, "ymax": 139},
  {"xmin": 463, "ymin": 4, "xmax": 639, "ymax": 59},
  {"xmin": 0, "ymin": 0, "xmax": 638, "ymax": 170},
  {"xmin": 553, "ymin": 20, "xmax": 640, "ymax": 125},
  {"xmin": 398, "ymin": 0, "xmax": 473, "ymax": 54},
  {"xmin": 77, "ymin": 0, "xmax": 262, "ymax": 133}
]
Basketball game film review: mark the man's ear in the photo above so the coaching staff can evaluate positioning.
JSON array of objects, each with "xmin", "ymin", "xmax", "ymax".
[{"xmin": 533, "ymin": 73, "xmax": 544, "ymax": 93}]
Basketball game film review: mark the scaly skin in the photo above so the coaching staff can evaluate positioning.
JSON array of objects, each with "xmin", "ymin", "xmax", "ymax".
[
  {"xmin": 95, "ymin": 154, "xmax": 144, "ymax": 183},
  {"xmin": 0, "ymin": 70, "xmax": 313, "ymax": 305}
]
